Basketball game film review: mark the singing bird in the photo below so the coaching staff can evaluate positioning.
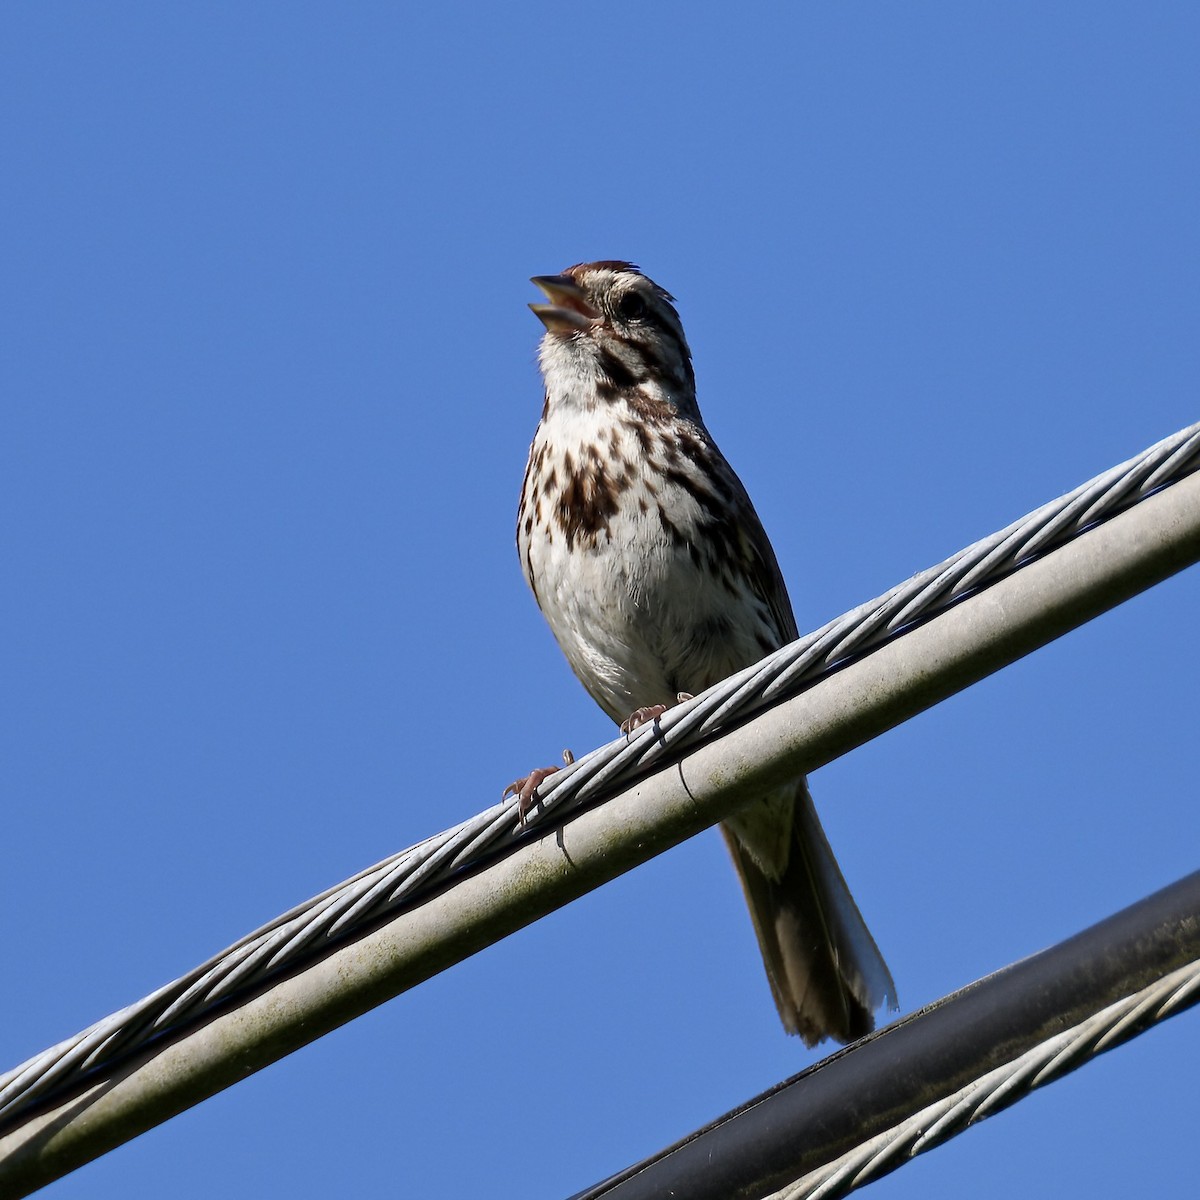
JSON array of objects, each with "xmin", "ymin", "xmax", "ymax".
[{"xmin": 512, "ymin": 262, "xmax": 895, "ymax": 1044}]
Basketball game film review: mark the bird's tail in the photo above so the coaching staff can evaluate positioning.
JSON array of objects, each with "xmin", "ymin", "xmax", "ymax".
[{"xmin": 721, "ymin": 780, "xmax": 896, "ymax": 1046}]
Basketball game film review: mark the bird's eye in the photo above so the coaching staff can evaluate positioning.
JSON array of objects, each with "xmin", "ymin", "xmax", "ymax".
[{"xmin": 616, "ymin": 292, "xmax": 647, "ymax": 321}]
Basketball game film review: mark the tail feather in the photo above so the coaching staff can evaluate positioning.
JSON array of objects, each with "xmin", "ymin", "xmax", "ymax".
[{"xmin": 721, "ymin": 780, "xmax": 895, "ymax": 1046}]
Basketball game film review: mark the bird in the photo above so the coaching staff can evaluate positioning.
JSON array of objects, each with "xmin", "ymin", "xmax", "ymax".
[{"xmin": 511, "ymin": 261, "xmax": 895, "ymax": 1044}]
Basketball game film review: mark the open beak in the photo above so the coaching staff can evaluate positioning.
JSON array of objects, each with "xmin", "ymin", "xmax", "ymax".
[{"xmin": 529, "ymin": 275, "xmax": 600, "ymax": 333}]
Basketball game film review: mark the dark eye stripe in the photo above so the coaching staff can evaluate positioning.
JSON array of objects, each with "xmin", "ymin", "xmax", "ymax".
[
  {"xmin": 641, "ymin": 307, "xmax": 688, "ymax": 354},
  {"xmin": 596, "ymin": 348, "xmax": 642, "ymax": 389}
]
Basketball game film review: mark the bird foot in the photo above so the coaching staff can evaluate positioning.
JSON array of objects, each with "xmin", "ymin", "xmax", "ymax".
[
  {"xmin": 503, "ymin": 749, "xmax": 575, "ymax": 824},
  {"xmin": 619, "ymin": 692, "xmax": 694, "ymax": 734}
]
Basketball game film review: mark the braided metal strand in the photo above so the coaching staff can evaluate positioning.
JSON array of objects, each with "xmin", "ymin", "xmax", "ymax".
[
  {"xmin": 767, "ymin": 959, "xmax": 1200, "ymax": 1200},
  {"xmin": 1, "ymin": 421, "xmax": 1197, "ymax": 1130}
]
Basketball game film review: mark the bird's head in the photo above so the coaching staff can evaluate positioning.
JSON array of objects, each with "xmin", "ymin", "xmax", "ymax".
[{"xmin": 529, "ymin": 262, "xmax": 696, "ymax": 411}]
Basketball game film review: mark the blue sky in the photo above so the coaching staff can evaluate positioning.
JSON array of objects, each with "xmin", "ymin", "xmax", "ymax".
[{"xmin": 2, "ymin": 4, "xmax": 1197, "ymax": 1196}]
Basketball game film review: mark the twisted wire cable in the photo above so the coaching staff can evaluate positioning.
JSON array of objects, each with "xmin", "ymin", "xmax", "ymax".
[
  {"xmin": 2, "ymin": 420, "xmax": 1198, "ymax": 1130},
  {"xmin": 767, "ymin": 957, "xmax": 1200, "ymax": 1200}
]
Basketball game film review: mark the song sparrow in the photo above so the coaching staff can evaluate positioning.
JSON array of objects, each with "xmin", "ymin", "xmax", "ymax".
[{"xmin": 514, "ymin": 261, "xmax": 895, "ymax": 1044}]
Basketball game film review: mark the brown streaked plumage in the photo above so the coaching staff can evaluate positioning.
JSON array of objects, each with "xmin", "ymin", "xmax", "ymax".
[{"xmin": 513, "ymin": 261, "xmax": 895, "ymax": 1044}]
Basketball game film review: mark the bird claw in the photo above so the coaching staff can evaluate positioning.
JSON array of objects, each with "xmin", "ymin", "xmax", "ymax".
[
  {"xmin": 619, "ymin": 693, "xmax": 694, "ymax": 735},
  {"xmin": 620, "ymin": 705, "xmax": 668, "ymax": 734},
  {"xmin": 503, "ymin": 749, "xmax": 575, "ymax": 825}
]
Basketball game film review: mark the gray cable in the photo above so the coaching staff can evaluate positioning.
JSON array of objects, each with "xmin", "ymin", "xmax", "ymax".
[
  {"xmin": 2, "ymin": 420, "xmax": 1198, "ymax": 1131},
  {"xmin": 563, "ymin": 873, "xmax": 1200, "ymax": 1200},
  {"xmin": 769, "ymin": 958, "xmax": 1200, "ymax": 1200}
]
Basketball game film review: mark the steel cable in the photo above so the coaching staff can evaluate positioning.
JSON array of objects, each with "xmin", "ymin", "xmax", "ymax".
[
  {"xmin": 768, "ymin": 958, "xmax": 1200, "ymax": 1200},
  {"xmin": 2, "ymin": 420, "xmax": 1198, "ymax": 1130}
]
